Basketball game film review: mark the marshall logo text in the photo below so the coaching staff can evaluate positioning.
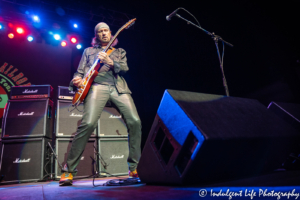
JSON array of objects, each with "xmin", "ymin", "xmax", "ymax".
[
  {"xmin": 18, "ymin": 112, "xmax": 34, "ymax": 116},
  {"xmin": 22, "ymin": 89, "xmax": 38, "ymax": 94},
  {"xmin": 70, "ymin": 113, "xmax": 82, "ymax": 117},
  {"xmin": 109, "ymin": 115, "xmax": 122, "ymax": 119},
  {"xmin": 110, "ymin": 155, "xmax": 124, "ymax": 159},
  {"xmin": 13, "ymin": 158, "xmax": 31, "ymax": 163}
]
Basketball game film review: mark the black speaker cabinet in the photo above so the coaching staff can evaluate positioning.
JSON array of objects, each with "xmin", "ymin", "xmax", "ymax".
[
  {"xmin": 268, "ymin": 101, "xmax": 300, "ymax": 132},
  {"xmin": 98, "ymin": 106, "xmax": 128, "ymax": 137},
  {"xmin": 56, "ymin": 100, "xmax": 97, "ymax": 137},
  {"xmin": 98, "ymin": 138, "xmax": 129, "ymax": 176},
  {"xmin": 55, "ymin": 138, "xmax": 97, "ymax": 179},
  {"xmin": 137, "ymin": 90, "xmax": 300, "ymax": 185},
  {"xmin": 1, "ymin": 99, "xmax": 53, "ymax": 139},
  {"xmin": 0, "ymin": 138, "xmax": 51, "ymax": 184}
]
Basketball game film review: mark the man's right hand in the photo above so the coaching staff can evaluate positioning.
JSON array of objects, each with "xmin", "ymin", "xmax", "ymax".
[{"xmin": 72, "ymin": 77, "xmax": 83, "ymax": 88}]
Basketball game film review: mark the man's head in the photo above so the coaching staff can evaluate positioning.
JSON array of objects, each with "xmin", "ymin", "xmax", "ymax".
[{"xmin": 94, "ymin": 22, "xmax": 111, "ymax": 45}]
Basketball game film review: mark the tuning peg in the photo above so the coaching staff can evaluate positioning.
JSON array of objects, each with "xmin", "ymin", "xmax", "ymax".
[{"xmin": 126, "ymin": 21, "xmax": 135, "ymax": 29}]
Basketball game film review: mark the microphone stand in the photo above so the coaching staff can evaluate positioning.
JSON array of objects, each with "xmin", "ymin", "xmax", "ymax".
[
  {"xmin": 175, "ymin": 14, "xmax": 233, "ymax": 97},
  {"xmin": 48, "ymin": 142, "xmax": 63, "ymax": 171}
]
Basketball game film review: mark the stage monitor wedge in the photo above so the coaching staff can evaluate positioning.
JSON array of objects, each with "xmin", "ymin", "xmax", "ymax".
[
  {"xmin": 137, "ymin": 90, "xmax": 300, "ymax": 185},
  {"xmin": 268, "ymin": 101, "xmax": 300, "ymax": 132}
]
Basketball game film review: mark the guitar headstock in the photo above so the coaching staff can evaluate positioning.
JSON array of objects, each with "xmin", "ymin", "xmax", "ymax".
[
  {"xmin": 105, "ymin": 18, "xmax": 136, "ymax": 51},
  {"xmin": 125, "ymin": 19, "xmax": 136, "ymax": 29},
  {"xmin": 120, "ymin": 18, "xmax": 136, "ymax": 31}
]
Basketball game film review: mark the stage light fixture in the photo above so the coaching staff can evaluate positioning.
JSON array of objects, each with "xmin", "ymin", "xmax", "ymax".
[
  {"xmin": 61, "ymin": 41, "xmax": 67, "ymax": 47},
  {"xmin": 16, "ymin": 27, "xmax": 24, "ymax": 34},
  {"xmin": 0, "ymin": 25, "xmax": 2, "ymax": 29},
  {"xmin": 27, "ymin": 36, "xmax": 34, "ymax": 42},
  {"xmin": 33, "ymin": 16, "xmax": 39, "ymax": 22},
  {"xmin": 71, "ymin": 37, "xmax": 77, "ymax": 43},
  {"xmin": 8, "ymin": 33, "xmax": 14, "ymax": 39},
  {"xmin": 73, "ymin": 24, "xmax": 78, "ymax": 28},
  {"xmin": 76, "ymin": 44, "xmax": 82, "ymax": 49},
  {"xmin": 54, "ymin": 34, "xmax": 61, "ymax": 40}
]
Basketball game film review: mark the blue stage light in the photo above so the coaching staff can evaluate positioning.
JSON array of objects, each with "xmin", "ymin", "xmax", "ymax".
[
  {"xmin": 27, "ymin": 36, "xmax": 34, "ymax": 42},
  {"xmin": 76, "ymin": 44, "xmax": 82, "ymax": 49},
  {"xmin": 73, "ymin": 24, "xmax": 78, "ymax": 28},
  {"xmin": 0, "ymin": 24, "xmax": 2, "ymax": 29},
  {"xmin": 33, "ymin": 16, "xmax": 39, "ymax": 22},
  {"xmin": 54, "ymin": 34, "xmax": 61, "ymax": 40}
]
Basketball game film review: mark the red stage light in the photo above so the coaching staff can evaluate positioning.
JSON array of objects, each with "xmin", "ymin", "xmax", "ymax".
[
  {"xmin": 8, "ymin": 33, "xmax": 14, "ymax": 39},
  {"xmin": 8, "ymin": 23, "xmax": 13, "ymax": 28},
  {"xmin": 61, "ymin": 41, "xmax": 67, "ymax": 47},
  {"xmin": 16, "ymin": 27, "xmax": 24, "ymax": 34},
  {"xmin": 71, "ymin": 37, "xmax": 77, "ymax": 43}
]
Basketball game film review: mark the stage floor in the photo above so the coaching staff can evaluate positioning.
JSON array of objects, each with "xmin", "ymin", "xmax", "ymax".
[{"xmin": 0, "ymin": 171, "xmax": 300, "ymax": 200}]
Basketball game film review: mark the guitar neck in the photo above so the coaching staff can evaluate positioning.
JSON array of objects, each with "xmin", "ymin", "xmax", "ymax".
[
  {"xmin": 92, "ymin": 31, "xmax": 121, "ymax": 69},
  {"xmin": 103, "ymin": 29, "xmax": 122, "ymax": 53},
  {"xmin": 89, "ymin": 18, "xmax": 136, "ymax": 71}
]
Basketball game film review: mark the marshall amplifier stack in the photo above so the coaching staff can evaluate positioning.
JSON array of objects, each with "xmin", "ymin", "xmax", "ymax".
[
  {"xmin": 0, "ymin": 85, "xmax": 53, "ymax": 184},
  {"xmin": 55, "ymin": 87, "xmax": 97, "ymax": 179},
  {"xmin": 54, "ymin": 86, "xmax": 129, "ymax": 179},
  {"xmin": 0, "ymin": 85, "xmax": 130, "ymax": 184}
]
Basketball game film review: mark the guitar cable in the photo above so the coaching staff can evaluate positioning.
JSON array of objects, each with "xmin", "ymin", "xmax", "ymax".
[{"xmin": 68, "ymin": 104, "xmax": 83, "ymax": 113}]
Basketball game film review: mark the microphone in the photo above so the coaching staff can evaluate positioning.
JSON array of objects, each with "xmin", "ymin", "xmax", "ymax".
[{"xmin": 166, "ymin": 8, "xmax": 180, "ymax": 21}]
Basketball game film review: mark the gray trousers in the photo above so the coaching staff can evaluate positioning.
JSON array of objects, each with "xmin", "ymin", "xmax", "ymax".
[{"xmin": 64, "ymin": 84, "xmax": 142, "ymax": 173}]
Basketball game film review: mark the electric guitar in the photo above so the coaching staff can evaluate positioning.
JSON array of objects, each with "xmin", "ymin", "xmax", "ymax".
[{"xmin": 72, "ymin": 18, "xmax": 136, "ymax": 107}]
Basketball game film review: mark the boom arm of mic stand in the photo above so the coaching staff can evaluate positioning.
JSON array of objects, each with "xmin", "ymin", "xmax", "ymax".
[
  {"xmin": 175, "ymin": 14, "xmax": 232, "ymax": 97},
  {"xmin": 175, "ymin": 14, "xmax": 233, "ymax": 47}
]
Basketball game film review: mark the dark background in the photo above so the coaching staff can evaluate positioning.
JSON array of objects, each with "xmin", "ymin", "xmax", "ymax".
[{"xmin": 1, "ymin": 0, "xmax": 300, "ymax": 147}]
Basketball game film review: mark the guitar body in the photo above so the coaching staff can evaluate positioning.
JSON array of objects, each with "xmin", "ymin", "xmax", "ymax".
[
  {"xmin": 71, "ymin": 18, "xmax": 136, "ymax": 107},
  {"xmin": 72, "ymin": 67, "xmax": 99, "ymax": 106}
]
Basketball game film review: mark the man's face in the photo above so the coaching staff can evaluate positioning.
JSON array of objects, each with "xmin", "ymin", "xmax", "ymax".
[{"xmin": 96, "ymin": 28, "xmax": 111, "ymax": 44}]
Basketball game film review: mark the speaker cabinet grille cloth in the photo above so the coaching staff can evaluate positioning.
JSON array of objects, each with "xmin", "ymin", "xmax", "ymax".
[
  {"xmin": 55, "ymin": 138, "xmax": 97, "ymax": 179},
  {"xmin": 0, "ymin": 138, "xmax": 51, "ymax": 183},
  {"xmin": 2, "ymin": 99, "xmax": 53, "ymax": 138},
  {"xmin": 98, "ymin": 138, "xmax": 129, "ymax": 175},
  {"xmin": 56, "ymin": 100, "xmax": 96, "ymax": 137},
  {"xmin": 138, "ymin": 90, "xmax": 300, "ymax": 185},
  {"xmin": 98, "ymin": 107, "xmax": 128, "ymax": 137}
]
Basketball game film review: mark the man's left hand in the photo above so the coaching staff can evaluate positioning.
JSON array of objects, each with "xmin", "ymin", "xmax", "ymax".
[{"xmin": 98, "ymin": 52, "xmax": 114, "ymax": 66}]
